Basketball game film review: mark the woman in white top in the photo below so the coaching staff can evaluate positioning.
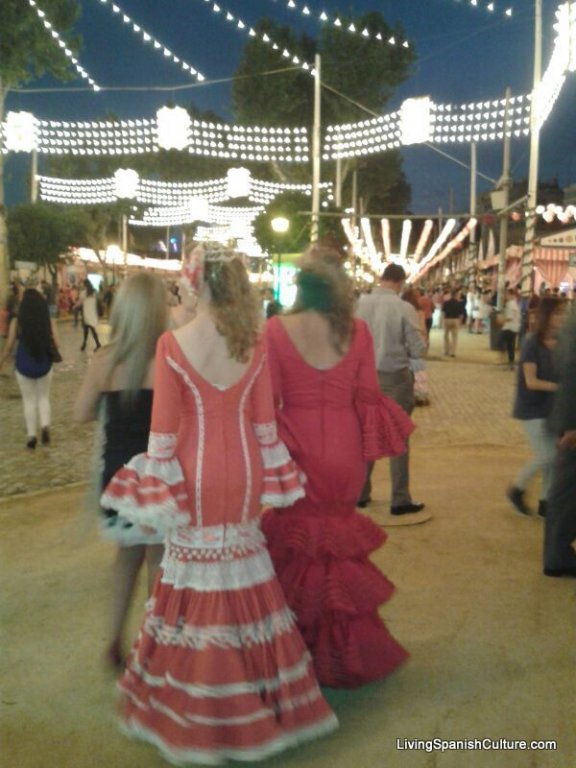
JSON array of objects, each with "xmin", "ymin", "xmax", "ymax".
[{"xmin": 500, "ymin": 287, "xmax": 521, "ymax": 368}]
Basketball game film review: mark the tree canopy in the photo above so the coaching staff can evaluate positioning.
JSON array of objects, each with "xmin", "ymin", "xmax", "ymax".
[
  {"xmin": 7, "ymin": 202, "xmax": 87, "ymax": 278},
  {"xmin": 0, "ymin": 0, "xmax": 82, "ymax": 297},
  {"xmin": 233, "ymin": 13, "xmax": 415, "ymax": 128},
  {"xmin": 232, "ymin": 13, "xmax": 416, "ymax": 227}
]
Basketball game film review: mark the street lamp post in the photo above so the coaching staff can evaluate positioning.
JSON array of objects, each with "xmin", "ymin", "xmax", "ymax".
[
  {"xmin": 521, "ymin": 0, "xmax": 543, "ymax": 295},
  {"xmin": 271, "ymin": 216, "xmax": 290, "ymax": 303}
]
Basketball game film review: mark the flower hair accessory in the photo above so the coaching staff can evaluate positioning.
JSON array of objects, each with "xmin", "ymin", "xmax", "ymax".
[{"xmin": 181, "ymin": 242, "xmax": 244, "ymax": 295}]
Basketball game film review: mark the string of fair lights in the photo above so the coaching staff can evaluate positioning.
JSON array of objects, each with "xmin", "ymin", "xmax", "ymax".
[
  {"xmin": 8, "ymin": 1, "xmax": 576, "ymax": 283},
  {"xmin": 26, "ymin": 0, "xmax": 100, "ymax": 92},
  {"xmin": 96, "ymin": 0, "xmax": 206, "ymax": 82},
  {"xmin": 36, "ymin": 168, "xmax": 333, "ymax": 208},
  {"xmin": 6, "ymin": 2, "xmax": 572, "ymax": 165},
  {"xmin": 33, "ymin": 0, "xmax": 516, "ymax": 98},
  {"xmin": 4, "ymin": 0, "xmax": 574, "ymax": 164}
]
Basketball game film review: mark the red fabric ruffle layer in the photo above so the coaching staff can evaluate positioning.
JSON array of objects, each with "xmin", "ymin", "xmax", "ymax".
[{"xmin": 262, "ymin": 509, "xmax": 408, "ymax": 688}]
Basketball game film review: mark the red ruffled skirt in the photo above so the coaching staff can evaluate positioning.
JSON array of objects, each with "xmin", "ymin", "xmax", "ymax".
[
  {"xmin": 117, "ymin": 534, "xmax": 337, "ymax": 764},
  {"xmin": 261, "ymin": 505, "xmax": 409, "ymax": 688}
]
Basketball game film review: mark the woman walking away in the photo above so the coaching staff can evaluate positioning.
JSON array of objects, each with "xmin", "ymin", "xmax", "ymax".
[
  {"xmin": 0, "ymin": 287, "xmax": 60, "ymax": 449},
  {"xmin": 262, "ymin": 247, "xmax": 413, "ymax": 688},
  {"xmin": 507, "ymin": 297, "xmax": 566, "ymax": 517},
  {"xmin": 101, "ymin": 242, "xmax": 337, "ymax": 764},
  {"xmin": 80, "ymin": 279, "xmax": 101, "ymax": 351},
  {"xmin": 74, "ymin": 273, "xmax": 168, "ymax": 669},
  {"xmin": 500, "ymin": 288, "xmax": 521, "ymax": 369}
]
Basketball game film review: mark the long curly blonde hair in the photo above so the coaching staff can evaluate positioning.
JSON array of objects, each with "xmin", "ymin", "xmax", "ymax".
[
  {"xmin": 291, "ymin": 246, "xmax": 355, "ymax": 353},
  {"xmin": 205, "ymin": 256, "xmax": 260, "ymax": 362}
]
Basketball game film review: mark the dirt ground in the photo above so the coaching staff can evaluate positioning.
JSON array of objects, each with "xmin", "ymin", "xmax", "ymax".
[{"xmin": 1, "ymin": 440, "xmax": 575, "ymax": 768}]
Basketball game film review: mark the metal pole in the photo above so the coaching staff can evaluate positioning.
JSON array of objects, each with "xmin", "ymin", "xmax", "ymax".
[
  {"xmin": 521, "ymin": 0, "xmax": 542, "ymax": 296},
  {"xmin": 311, "ymin": 53, "xmax": 321, "ymax": 244},
  {"xmin": 497, "ymin": 88, "xmax": 513, "ymax": 311},
  {"xmin": 122, "ymin": 214, "xmax": 128, "ymax": 272},
  {"xmin": 335, "ymin": 156, "xmax": 342, "ymax": 208},
  {"xmin": 30, "ymin": 149, "xmax": 38, "ymax": 203},
  {"xmin": 469, "ymin": 142, "xmax": 478, "ymax": 273},
  {"xmin": 470, "ymin": 142, "xmax": 477, "ymax": 221}
]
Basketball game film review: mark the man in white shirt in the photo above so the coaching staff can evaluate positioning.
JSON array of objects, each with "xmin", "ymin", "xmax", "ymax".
[{"xmin": 357, "ymin": 263, "xmax": 427, "ymax": 515}]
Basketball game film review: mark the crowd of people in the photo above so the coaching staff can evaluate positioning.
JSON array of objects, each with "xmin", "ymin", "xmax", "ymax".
[{"xmin": 1, "ymin": 248, "xmax": 575, "ymax": 764}]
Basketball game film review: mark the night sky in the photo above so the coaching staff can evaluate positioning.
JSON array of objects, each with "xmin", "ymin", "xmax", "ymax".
[{"xmin": 6, "ymin": 0, "xmax": 576, "ymax": 213}]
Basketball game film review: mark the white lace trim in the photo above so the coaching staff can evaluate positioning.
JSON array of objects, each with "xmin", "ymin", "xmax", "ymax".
[
  {"xmin": 253, "ymin": 421, "xmax": 278, "ymax": 446},
  {"xmin": 259, "ymin": 440, "xmax": 294, "ymax": 469},
  {"xmin": 238, "ymin": 355, "xmax": 265, "ymax": 523},
  {"xmin": 261, "ymin": 486, "xmax": 306, "ymax": 507},
  {"xmin": 126, "ymin": 653, "xmax": 314, "ymax": 699},
  {"xmin": 143, "ymin": 606, "xmax": 295, "ymax": 650},
  {"xmin": 125, "ymin": 452, "xmax": 185, "ymax": 484},
  {"xmin": 99, "ymin": 492, "xmax": 190, "ymax": 533},
  {"xmin": 148, "ymin": 431, "xmax": 177, "ymax": 459},
  {"xmin": 168, "ymin": 520, "xmax": 264, "ymax": 553},
  {"xmin": 118, "ymin": 712, "xmax": 339, "ymax": 766},
  {"xmin": 166, "ymin": 355, "xmax": 205, "ymax": 526},
  {"xmin": 135, "ymin": 687, "xmax": 324, "ymax": 729},
  {"xmin": 159, "ymin": 547, "xmax": 275, "ymax": 591}
]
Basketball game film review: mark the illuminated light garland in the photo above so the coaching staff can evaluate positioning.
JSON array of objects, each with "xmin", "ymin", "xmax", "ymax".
[
  {"xmin": 417, "ymin": 219, "xmax": 458, "ymax": 273},
  {"xmin": 268, "ymin": 0, "xmax": 411, "ymax": 49},
  {"xmin": 323, "ymin": 95, "xmax": 532, "ymax": 160},
  {"xmin": 36, "ymin": 170, "xmax": 330, "ymax": 207},
  {"xmin": 410, "ymin": 218, "xmax": 478, "ymax": 282},
  {"xmin": 129, "ymin": 202, "xmax": 264, "ymax": 229},
  {"xmin": 0, "ymin": 93, "xmax": 551, "ymax": 159},
  {"xmin": 449, "ymin": 0, "xmax": 514, "ymax": 20},
  {"xmin": 533, "ymin": 3, "xmax": 576, "ymax": 130},
  {"xmin": 399, "ymin": 219, "xmax": 412, "ymax": 261},
  {"xmin": 22, "ymin": 116, "xmax": 309, "ymax": 161},
  {"xmin": 536, "ymin": 203, "xmax": 576, "ymax": 224},
  {"xmin": 27, "ymin": 0, "xmax": 100, "ymax": 91},
  {"xmin": 324, "ymin": 111, "xmax": 402, "ymax": 160},
  {"xmin": 413, "ymin": 219, "xmax": 434, "ymax": 263},
  {"xmin": 186, "ymin": 119, "xmax": 310, "ymax": 163},
  {"xmin": 4, "ymin": 112, "xmax": 38, "ymax": 153},
  {"xmin": 96, "ymin": 0, "xmax": 206, "ymax": 82},
  {"xmin": 360, "ymin": 217, "xmax": 380, "ymax": 272},
  {"xmin": 381, "ymin": 219, "xmax": 391, "ymax": 261},
  {"xmin": 341, "ymin": 218, "xmax": 364, "ymax": 255},
  {"xmin": 197, "ymin": 0, "xmax": 316, "ymax": 73},
  {"xmin": 5, "ymin": 3, "xmax": 575, "ymax": 160}
]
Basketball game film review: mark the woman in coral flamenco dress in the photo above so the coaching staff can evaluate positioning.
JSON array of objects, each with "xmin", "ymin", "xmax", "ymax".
[
  {"xmin": 262, "ymin": 248, "xmax": 413, "ymax": 689},
  {"xmin": 101, "ymin": 243, "xmax": 337, "ymax": 765}
]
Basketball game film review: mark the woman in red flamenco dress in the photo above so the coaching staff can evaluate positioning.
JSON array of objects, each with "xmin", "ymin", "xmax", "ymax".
[
  {"xmin": 262, "ymin": 248, "xmax": 413, "ymax": 689},
  {"xmin": 101, "ymin": 243, "xmax": 337, "ymax": 765}
]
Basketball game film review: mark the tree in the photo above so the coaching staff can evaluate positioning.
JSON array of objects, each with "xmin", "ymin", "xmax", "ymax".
[
  {"xmin": 7, "ymin": 202, "xmax": 87, "ymax": 283},
  {"xmin": 232, "ymin": 13, "xmax": 415, "ymax": 221},
  {"xmin": 0, "ymin": 0, "xmax": 81, "ymax": 299}
]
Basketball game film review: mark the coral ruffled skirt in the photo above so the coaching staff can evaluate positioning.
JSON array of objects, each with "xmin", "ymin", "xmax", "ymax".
[{"xmin": 117, "ymin": 528, "xmax": 337, "ymax": 765}]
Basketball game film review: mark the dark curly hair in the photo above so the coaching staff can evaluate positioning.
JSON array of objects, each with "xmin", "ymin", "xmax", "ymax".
[{"xmin": 290, "ymin": 246, "xmax": 355, "ymax": 354}]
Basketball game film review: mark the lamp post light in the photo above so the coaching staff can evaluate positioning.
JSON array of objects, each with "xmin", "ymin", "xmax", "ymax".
[{"xmin": 271, "ymin": 216, "xmax": 290, "ymax": 302}]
